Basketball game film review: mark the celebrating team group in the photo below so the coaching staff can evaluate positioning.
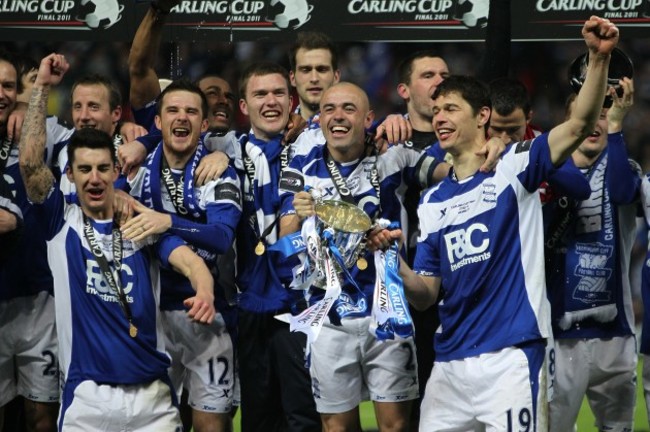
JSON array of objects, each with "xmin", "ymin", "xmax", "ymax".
[{"xmin": 0, "ymin": 0, "xmax": 646, "ymax": 430}]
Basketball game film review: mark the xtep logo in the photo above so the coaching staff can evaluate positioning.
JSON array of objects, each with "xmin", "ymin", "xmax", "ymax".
[
  {"xmin": 76, "ymin": 0, "xmax": 124, "ymax": 29},
  {"xmin": 443, "ymin": 223, "xmax": 491, "ymax": 271},
  {"xmin": 267, "ymin": 0, "xmax": 313, "ymax": 29}
]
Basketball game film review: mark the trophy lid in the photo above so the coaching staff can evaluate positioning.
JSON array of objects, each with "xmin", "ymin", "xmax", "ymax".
[
  {"xmin": 568, "ymin": 47, "xmax": 633, "ymax": 107},
  {"xmin": 315, "ymin": 200, "xmax": 372, "ymax": 233}
]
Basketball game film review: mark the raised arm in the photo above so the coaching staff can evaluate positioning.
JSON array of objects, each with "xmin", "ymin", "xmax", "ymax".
[
  {"xmin": 19, "ymin": 53, "xmax": 69, "ymax": 203},
  {"xmin": 128, "ymin": 0, "xmax": 180, "ymax": 110},
  {"xmin": 605, "ymin": 78, "xmax": 639, "ymax": 204},
  {"xmin": 548, "ymin": 16, "xmax": 619, "ymax": 165}
]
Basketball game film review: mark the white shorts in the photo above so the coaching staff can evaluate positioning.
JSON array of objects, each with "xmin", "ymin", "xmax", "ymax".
[
  {"xmin": 0, "ymin": 291, "xmax": 59, "ymax": 406},
  {"xmin": 60, "ymin": 379, "xmax": 182, "ymax": 431},
  {"xmin": 309, "ymin": 316, "xmax": 419, "ymax": 414},
  {"xmin": 162, "ymin": 309, "xmax": 234, "ymax": 413},
  {"xmin": 419, "ymin": 342, "xmax": 548, "ymax": 432},
  {"xmin": 550, "ymin": 336, "xmax": 636, "ymax": 432}
]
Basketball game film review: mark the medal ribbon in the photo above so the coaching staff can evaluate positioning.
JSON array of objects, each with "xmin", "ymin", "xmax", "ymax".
[
  {"xmin": 158, "ymin": 141, "xmax": 204, "ymax": 218},
  {"xmin": 83, "ymin": 215, "xmax": 137, "ymax": 337},
  {"xmin": 161, "ymin": 156, "xmax": 189, "ymax": 216}
]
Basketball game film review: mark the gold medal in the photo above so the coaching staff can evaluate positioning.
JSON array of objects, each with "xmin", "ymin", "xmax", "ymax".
[
  {"xmin": 129, "ymin": 323, "xmax": 138, "ymax": 338},
  {"xmin": 356, "ymin": 257, "xmax": 368, "ymax": 270},
  {"xmin": 255, "ymin": 241, "xmax": 265, "ymax": 256}
]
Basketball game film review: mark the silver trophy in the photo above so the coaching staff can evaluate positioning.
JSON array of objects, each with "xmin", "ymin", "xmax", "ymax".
[{"xmin": 314, "ymin": 199, "xmax": 371, "ymax": 270}]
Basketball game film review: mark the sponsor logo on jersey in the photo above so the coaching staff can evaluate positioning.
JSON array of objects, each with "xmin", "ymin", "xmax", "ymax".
[
  {"xmin": 443, "ymin": 223, "xmax": 491, "ymax": 271},
  {"xmin": 85, "ymin": 259, "xmax": 135, "ymax": 302}
]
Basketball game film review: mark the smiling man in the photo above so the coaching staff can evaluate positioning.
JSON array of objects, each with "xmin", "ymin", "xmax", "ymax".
[
  {"xmin": 276, "ymin": 81, "xmax": 451, "ymax": 432},
  {"xmin": 122, "ymin": 78, "xmax": 242, "ymax": 432},
  {"xmin": 232, "ymin": 62, "xmax": 321, "ymax": 432},
  {"xmin": 383, "ymin": 16, "xmax": 620, "ymax": 431}
]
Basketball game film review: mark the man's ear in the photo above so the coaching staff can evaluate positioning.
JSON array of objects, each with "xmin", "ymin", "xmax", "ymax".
[
  {"xmin": 66, "ymin": 165, "xmax": 73, "ymax": 182},
  {"xmin": 526, "ymin": 110, "xmax": 534, "ymax": 124},
  {"xmin": 289, "ymin": 70, "xmax": 297, "ymax": 87},
  {"xmin": 396, "ymin": 83, "xmax": 410, "ymax": 101},
  {"xmin": 333, "ymin": 70, "xmax": 341, "ymax": 85},
  {"xmin": 154, "ymin": 115, "xmax": 162, "ymax": 131},
  {"xmin": 111, "ymin": 105, "xmax": 122, "ymax": 124},
  {"xmin": 201, "ymin": 119, "xmax": 209, "ymax": 133},
  {"xmin": 477, "ymin": 106, "xmax": 491, "ymax": 127},
  {"xmin": 239, "ymin": 98, "xmax": 249, "ymax": 116},
  {"xmin": 365, "ymin": 110, "xmax": 375, "ymax": 129}
]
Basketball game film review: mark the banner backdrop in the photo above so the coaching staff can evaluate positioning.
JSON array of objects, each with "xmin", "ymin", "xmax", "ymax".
[{"xmin": 0, "ymin": 0, "xmax": 648, "ymax": 42}]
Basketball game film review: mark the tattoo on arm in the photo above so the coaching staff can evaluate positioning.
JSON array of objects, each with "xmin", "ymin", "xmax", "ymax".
[{"xmin": 19, "ymin": 86, "xmax": 54, "ymax": 203}]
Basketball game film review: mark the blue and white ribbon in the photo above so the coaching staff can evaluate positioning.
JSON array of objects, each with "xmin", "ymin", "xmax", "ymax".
[
  {"xmin": 290, "ymin": 248, "xmax": 341, "ymax": 355},
  {"xmin": 290, "ymin": 216, "xmax": 322, "ymax": 291},
  {"xmin": 371, "ymin": 223, "xmax": 413, "ymax": 341}
]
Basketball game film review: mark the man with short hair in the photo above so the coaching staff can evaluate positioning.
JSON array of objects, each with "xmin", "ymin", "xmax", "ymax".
[
  {"xmin": 277, "ymin": 81, "xmax": 453, "ymax": 431},
  {"xmin": 20, "ymin": 121, "xmax": 215, "ymax": 430},
  {"xmin": 120, "ymin": 78, "xmax": 242, "ymax": 432},
  {"xmin": 13, "ymin": 53, "xmax": 38, "ymax": 105},
  {"xmin": 381, "ymin": 16, "xmax": 619, "ymax": 430},
  {"xmin": 488, "ymin": 77, "xmax": 541, "ymax": 145},
  {"xmin": 288, "ymin": 31, "xmax": 341, "ymax": 124},
  {"xmin": 394, "ymin": 51, "xmax": 450, "ymax": 148},
  {"xmin": 234, "ymin": 61, "xmax": 321, "ymax": 432}
]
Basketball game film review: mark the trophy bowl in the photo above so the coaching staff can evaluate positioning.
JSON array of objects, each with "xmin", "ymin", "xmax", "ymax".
[{"xmin": 314, "ymin": 200, "xmax": 372, "ymax": 269}]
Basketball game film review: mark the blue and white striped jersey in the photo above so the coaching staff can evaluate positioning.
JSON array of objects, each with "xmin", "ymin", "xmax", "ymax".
[
  {"xmin": 42, "ymin": 187, "xmax": 179, "ymax": 388},
  {"xmin": 279, "ymin": 142, "xmax": 432, "ymax": 312},
  {"xmin": 414, "ymin": 134, "xmax": 554, "ymax": 362},
  {"xmin": 128, "ymin": 140, "xmax": 242, "ymax": 311}
]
